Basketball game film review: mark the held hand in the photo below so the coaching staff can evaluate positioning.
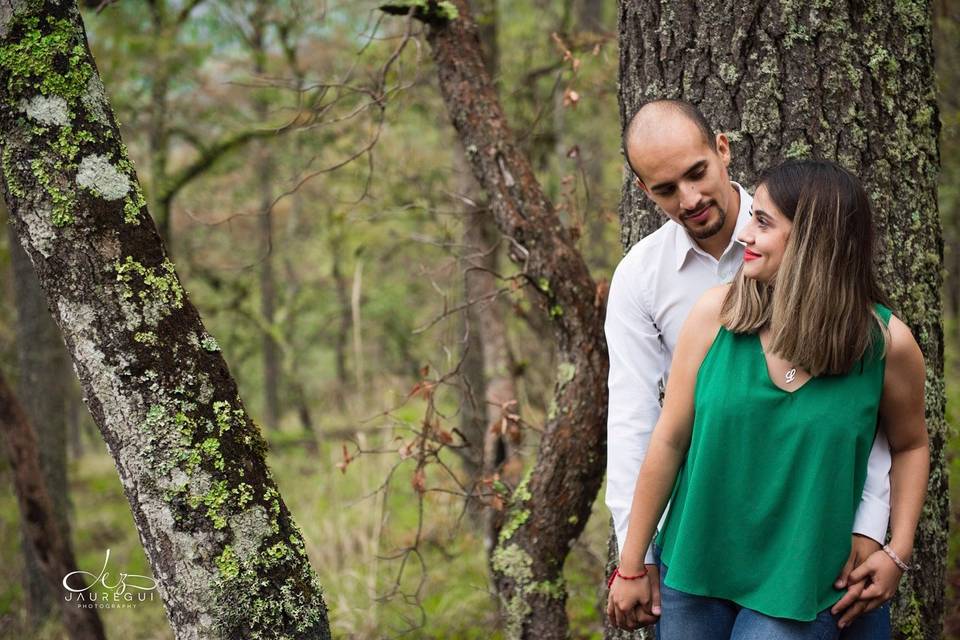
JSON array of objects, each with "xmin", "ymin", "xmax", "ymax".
[
  {"xmin": 830, "ymin": 534, "xmax": 882, "ymax": 627},
  {"xmin": 606, "ymin": 565, "xmax": 661, "ymax": 630},
  {"xmin": 849, "ymin": 549, "xmax": 904, "ymax": 603},
  {"xmin": 834, "ymin": 549, "xmax": 904, "ymax": 628},
  {"xmin": 647, "ymin": 564, "xmax": 662, "ymax": 622}
]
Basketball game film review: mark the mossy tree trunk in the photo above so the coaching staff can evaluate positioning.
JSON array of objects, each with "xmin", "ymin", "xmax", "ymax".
[
  {"xmin": 614, "ymin": 1, "xmax": 944, "ymax": 638},
  {"xmin": 386, "ymin": 1, "xmax": 609, "ymax": 637},
  {"xmin": 0, "ymin": 2, "xmax": 331, "ymax": 638}
]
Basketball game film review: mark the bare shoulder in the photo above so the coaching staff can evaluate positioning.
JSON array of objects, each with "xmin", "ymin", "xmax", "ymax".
[
  {"xmin": 686, "ymin": 284, "xmax": 730, "ymax": 328},
  {"xmin": 885, "ymin": 315, "xmax": 925, "ymax": 379},
  {"xmin": 676, "ymin": 284, "xmax": 729, "ymax": 354}
]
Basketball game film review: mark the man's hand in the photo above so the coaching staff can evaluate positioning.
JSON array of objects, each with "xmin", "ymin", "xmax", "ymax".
[
  {"xmin": 830, "ymin": 534, "xmax": 882, "ymax": 628},
  {"xmin": 606, "ymin": 564, "xmax": 661, "ymax": 630}
]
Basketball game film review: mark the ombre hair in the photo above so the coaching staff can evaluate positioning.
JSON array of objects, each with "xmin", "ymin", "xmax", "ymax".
[{"xmin": 719, "ymin": 159, "xmax": 890, "ymax": 376}]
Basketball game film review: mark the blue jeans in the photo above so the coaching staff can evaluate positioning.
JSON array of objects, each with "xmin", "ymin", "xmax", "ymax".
[{"xmin": 653, "ymin": 547, "xmax": 890, "ymax": 639}]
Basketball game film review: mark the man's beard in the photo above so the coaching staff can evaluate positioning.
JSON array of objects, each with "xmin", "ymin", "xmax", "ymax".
[{"xmin": 683, "ymin": 204, "xmax": 726, "ymax": 239}]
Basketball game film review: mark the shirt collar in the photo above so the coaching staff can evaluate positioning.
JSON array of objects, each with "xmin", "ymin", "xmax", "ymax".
[{"xmin": 674, "ymin": 181, "xmax": 753, "ymax": 271}]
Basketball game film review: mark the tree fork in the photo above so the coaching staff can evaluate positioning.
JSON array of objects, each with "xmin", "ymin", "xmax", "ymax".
[
  {"xmin": 382, "ymin": 1, "xmax": 609, "ymax": 637},
  {"xmin": 0, "ymin": 2, "xmax": 331, "ymax": 638}
]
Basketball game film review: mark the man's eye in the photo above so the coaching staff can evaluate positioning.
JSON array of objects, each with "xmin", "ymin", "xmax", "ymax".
[{"xmin": 691, "ymin": 170, "xmax": 705, "ymax": 180}]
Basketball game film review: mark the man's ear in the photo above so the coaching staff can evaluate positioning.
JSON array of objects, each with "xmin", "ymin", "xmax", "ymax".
[
  {"xmin": 635, "ymin": 176, "xmax": 649, "ymax": 195},
  {"xmin": 715, "ymin": 132, "xmax": 731, "ymax": 166}
]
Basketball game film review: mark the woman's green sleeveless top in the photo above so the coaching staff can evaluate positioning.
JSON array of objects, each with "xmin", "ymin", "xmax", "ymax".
[{"xmin": 656, "ymin": 305, "xmax": 892, "ymax": 621}]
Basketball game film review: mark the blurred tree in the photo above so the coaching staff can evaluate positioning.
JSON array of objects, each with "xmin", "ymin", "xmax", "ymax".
[
  {"xmin": 457, "ymin": 0, "xmax": 525, "ymax": 545},
  {"xmin": 616, "ymin": 1, "xmax": 943, "ymax": 638},
  {"xmin": 0, "ymin": 1, "xmax": 331, "ymax": 636},
  {"xmin": 936, "ymin": 0, "xmax": 959, "ymax": 344},
  {"xmin": 6, "ymin": 205, "xmax": 70, "ymax": 628},
  {"xmin": 0, "ymin": 368, "xmax": 106, "ymax": 640},
  {"xmin": 249, "ymin": 0, "xmax": 281, "ymax": 430}
]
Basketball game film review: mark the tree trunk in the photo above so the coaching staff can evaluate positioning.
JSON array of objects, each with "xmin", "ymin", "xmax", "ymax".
[
  {"xmin": 330, "ymin": 232, "xmax": 350, "ymax": 410},
  {"xmin": 0, "ymin": 2, "xmax": 331, "ymax": 638},
  {"xmin": 616, "ymin": 1, "xmax": 944, "ymax": 638},
  {"xmin": 0, "ymin": 368, "xmax": 106, "ymax": 640},
  {"xmin": 351, "ymin": 260, "xmax": 365, "ymax": 392},
  {"xmin": 457, "ymin": 153, "xmax": 489, "ymax": 485},
  {"xmin": 576, "ymin": 0, "xmax": 604, "ymax": 34},
  {"xmin": 147, "ymin": 0, "xmax": 172, "ymax": 244},
  {"xmin": 251, "ymin": 6, "xmax": 281, "ymax": 431},
  {"xmin": 391, "ymin": 2, "xmax": 609, "ymax": 637},
  {"xmin": 458, "ymin": 0, "xmax": 524, "ymax": 539},
  {"xmin": 8, "ymin": 218, "xmax": 71, "ymax": 627}
]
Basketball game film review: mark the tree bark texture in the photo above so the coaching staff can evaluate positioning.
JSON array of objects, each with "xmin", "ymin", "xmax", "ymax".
[
  {"xmin": 0, "ymin": 2, "xmax": 331, "ymax": 638},
  {"xmin": 412, "ymin": 1, "xmax": 610, "ymax": 637},
  {"xmin": 617, "ymin": 1, "xmax": 943, "ymax": 638},
  {"xmin": 0, "ymin": 368, "xmax": 106, "ymax": 640},
  {"xmin": 8, "ymin": 219, "xmax": 71, "ymax": 626}
]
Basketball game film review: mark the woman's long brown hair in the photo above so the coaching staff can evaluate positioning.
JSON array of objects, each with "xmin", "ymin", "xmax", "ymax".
[{"xmin": 720, "ymin": 159, "xmax": 890, "ymax": 376}]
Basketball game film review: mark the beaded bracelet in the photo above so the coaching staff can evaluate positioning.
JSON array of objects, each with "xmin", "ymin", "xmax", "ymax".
[
  {"xmin": 882, "ymin": 544, "xmax": 911, "ymax": 572},
  {"xmin": 607, "ymin": 566, "xmax": 648, "ymax": 589}
]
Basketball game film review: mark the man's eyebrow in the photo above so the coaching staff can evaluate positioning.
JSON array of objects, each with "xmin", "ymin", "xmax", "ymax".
[{"xmin": 649, "ymin": 159, "xmax": 708, "ymax": 192}]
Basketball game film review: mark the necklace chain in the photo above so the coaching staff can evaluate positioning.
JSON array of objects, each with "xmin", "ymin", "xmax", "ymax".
[{"xmin": 760, "ymin": 334, "xmax": 799, "ymax": 384}]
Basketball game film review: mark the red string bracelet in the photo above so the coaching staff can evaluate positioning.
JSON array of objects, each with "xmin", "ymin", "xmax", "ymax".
[{"xmin": 607, "ymin": 566, "xmax": 648, "ymax": 589}]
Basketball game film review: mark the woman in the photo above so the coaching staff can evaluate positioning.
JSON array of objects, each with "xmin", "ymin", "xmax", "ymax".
[{"xmin": 606, "ymin": 159, "xmax": 929, "ymax": 639}]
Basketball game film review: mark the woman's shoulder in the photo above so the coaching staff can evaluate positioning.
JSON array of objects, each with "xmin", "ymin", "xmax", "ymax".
[
  {"xmin": 883, "ymin": 313, "xmax": 924, "ymax": 374},
  {"xmin": 688, "ymin": 284, "xmax": 730, "ymax": 324},
  {"xmin": 679, "ymin": 284, "xmax": 729, "ymax": 347}
]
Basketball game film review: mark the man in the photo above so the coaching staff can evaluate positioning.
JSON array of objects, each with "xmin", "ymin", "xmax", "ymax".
[{"xmin": 604, "ymin": 99, "xmax": 892, "ymax": 635}]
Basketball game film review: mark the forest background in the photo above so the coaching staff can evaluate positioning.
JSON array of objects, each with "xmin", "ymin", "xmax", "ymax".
[{"xmin": 0, "ymin": 0, "xmax": 957, "ymax": 638}]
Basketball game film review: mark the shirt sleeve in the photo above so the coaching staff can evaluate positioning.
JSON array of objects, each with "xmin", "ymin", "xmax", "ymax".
[
  {"xmin": 852, "ymin": 428, "xmax": 892, "ymax": 543},
  {"xmin": 604, "ymin": 256, "xmax": 668, "ymax": 564}
]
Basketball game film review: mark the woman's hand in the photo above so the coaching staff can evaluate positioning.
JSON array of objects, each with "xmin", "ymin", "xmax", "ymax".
[
  {"xmin": 830, "ymin": 534, "xmax": 882, "ymax": 626},
  {"xmin": 837, "ymin": 549, "xmax": 904, "ymax": 628},
  {"xmin": 606, "ymin": 568, "xmax": 661, "ymax": 631}
]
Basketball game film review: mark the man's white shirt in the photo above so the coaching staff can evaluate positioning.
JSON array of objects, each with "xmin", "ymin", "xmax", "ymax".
[{"xmin": 604, "ymin": 182, "xmax": 892, "ymax": 563}]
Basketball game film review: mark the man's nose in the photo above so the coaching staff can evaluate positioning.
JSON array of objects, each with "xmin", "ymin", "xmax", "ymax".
[{"xmin": 679, "ymin": 183, "xmax": 701, "ymax": 211}]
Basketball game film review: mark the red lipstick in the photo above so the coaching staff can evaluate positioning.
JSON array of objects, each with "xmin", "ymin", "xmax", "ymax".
[{"xmin": 744, "ymin": 249, "xmax": 761, "ymax": 262}]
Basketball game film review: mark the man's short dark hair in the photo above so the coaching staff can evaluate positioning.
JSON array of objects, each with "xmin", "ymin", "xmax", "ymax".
[{"xmin": 622, "ymin": 99, "xmax": 717, "ymax": 178}]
